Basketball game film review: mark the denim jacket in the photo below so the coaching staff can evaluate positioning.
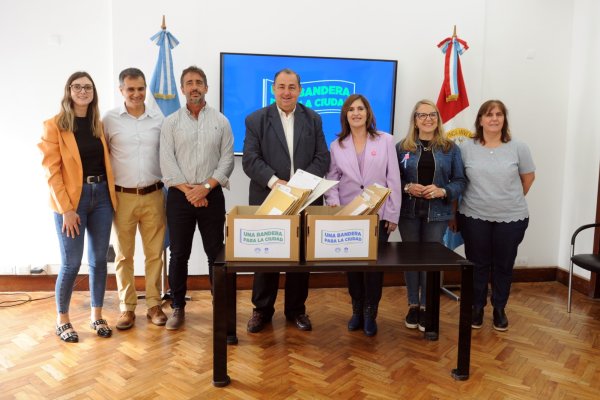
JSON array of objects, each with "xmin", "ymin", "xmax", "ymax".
[{"xmin": 395, "ymin": 140, "xmax": 466, "ymax": 222}]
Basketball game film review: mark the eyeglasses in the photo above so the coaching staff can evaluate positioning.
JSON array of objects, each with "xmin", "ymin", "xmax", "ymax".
[
  {"xmin": 415, "ymin": 112, "xmax": 438, "ymax": 121},
  {"xmin": 70, "ymin": 84, "xmax": 94, "ymax": 93}
]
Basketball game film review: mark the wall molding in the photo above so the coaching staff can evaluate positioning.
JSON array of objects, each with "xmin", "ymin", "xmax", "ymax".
[{"xmin": 2, "ymin": 267, "xmax": 594, "ymax": 297}]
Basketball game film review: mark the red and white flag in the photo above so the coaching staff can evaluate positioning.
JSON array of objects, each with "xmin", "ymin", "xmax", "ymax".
[
  {"xmin": 436, "ymin": 34, "xmax": 469, "ymax": 124},
  {"xmin": 437, "ymin": 31, "xmax": 472, "ymax": 251}
]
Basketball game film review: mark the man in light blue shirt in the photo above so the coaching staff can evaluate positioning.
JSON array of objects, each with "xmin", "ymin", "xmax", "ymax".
[{"xmin": 160, "ymin": 66, "xmax": 234, "ymax": 330}]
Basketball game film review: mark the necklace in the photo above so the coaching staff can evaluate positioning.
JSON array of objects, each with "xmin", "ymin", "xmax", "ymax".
[{"xmin": 420, "ymin": 140, "xmax": 432, "ymax": 151}]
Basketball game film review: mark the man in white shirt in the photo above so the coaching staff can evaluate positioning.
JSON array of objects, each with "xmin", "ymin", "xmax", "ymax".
[
  {"xmin": 160, "ymin": 66, "xmax": 234, "ymax": 330},
  {"xmin": 103, "ymin": 68, "xmax": 167, "ymax": 330}
]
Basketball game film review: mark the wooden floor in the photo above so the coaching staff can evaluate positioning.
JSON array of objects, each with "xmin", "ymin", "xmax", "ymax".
[{"xmin": 1, "ymin": 282, "xmax": 599, "ymax": 399}]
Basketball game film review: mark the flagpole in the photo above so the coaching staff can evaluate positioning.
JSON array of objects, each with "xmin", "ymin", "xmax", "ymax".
[{"xmin": 161, "ymin": 15, "xmax": 166, "ymax": 30}]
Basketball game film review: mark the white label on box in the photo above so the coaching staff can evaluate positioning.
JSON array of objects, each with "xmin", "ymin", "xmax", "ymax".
[
  {"xmin": 233, "ymin": 219, "xmax": 291, "ymax": 258},
  {"xmin": 314, "ymin": 219, "xmax": 371, "ymax": 258}
]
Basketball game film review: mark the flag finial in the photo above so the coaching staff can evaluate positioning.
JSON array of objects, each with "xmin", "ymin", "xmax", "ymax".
[
  {"xmin": 452, "ymin": 25, "xmax": 457, "ymax": 38},
  {"xmin": 161, "ymin": 15, "xmax": 166, "ymax": 30}
]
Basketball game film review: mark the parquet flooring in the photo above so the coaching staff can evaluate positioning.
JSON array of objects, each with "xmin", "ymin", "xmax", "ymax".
[{"xmin": 1, "ymin": 282, "xmax": 599, "ymax": 399}]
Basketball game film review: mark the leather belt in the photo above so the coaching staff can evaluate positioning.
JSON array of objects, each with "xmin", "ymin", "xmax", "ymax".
[
  {"xmin": 84, "ymin": 175, "xmax": 106, "ymax": 184},
  {"xmin": 115, "ymin": 182, "xmax": 164, "ymax": 195}
]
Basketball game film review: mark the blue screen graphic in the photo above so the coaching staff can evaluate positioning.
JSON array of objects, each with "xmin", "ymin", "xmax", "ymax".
[{"xmin": 220, "ymin": 53, "xmax": 398, "ymax": 154}]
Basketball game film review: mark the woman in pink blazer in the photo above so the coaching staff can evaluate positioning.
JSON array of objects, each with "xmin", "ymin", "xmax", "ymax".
[{"xmin": 325, "ymin": 94, "xmax": 401, "ymax": 336}]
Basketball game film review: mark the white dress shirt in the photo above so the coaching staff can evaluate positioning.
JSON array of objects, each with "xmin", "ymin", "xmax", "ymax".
[
  {"xmin": 267, "ymin": 106, "xmax": 295, "ymax": 189},
  {"xmin": 103, "ymin": 103, "xmax": 164, "ymax": 188}
]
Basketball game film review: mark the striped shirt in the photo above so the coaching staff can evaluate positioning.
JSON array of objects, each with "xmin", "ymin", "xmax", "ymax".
[{"xmin": 160, "ymin": 104, "xmax": 234, "ymax": 188}]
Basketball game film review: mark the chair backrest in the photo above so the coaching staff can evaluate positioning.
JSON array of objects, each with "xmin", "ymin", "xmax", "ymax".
[{"xmin": 571, "ymin": 223, "xmax": 600, "ymax": 248}]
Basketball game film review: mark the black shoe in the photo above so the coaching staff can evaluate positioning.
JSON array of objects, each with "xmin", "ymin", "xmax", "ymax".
[
  {"xmin": 405, "ymin": 306, "xmax": 419, "ymax": 329},
  {"xmin": 363, "ymin": 305, "xmax": 378, "ymax": 337},
  {"xmin": 348, "ymin": 300, "xmax": 364, "ymax": 331},
  {"xmin": 493, "ymin": 308, "xmax": 509, "ymax": 331},
  {"xmin": 417, "ymin": 307, "xmax": 426, "ymax": 332},
  {"xmin": 347, "ymin": 313, "xmax": 363, "ymax": 331},
  {"xmin": 56, "ymin": 322, "xmax": 79, "ymax": 343},
  {"xmin": 364, "ymin": 316, "xmax": 377, "ymax": 337},
  {"xmin": 288, "ymin": 314, "xmax": 312, "ymax": 331},
  {"xmin": 472, "ymin": 307, "xmax": 484, "ymax": 329},
  {"xmin": 247, "ymin": 310, "xmax": 271, "ymax": 333},
  {"xmin": 90, "ymin": 319, "xmax": 112, "ymax": 338}
]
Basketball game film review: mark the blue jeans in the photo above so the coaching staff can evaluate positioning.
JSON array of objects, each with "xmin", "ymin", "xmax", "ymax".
[
  {"xmin": 458, "ymin": 214, "xmax": 528, "ymax": 309},
  {"xmin": 398, "ymin": 217, "xmax": 448, "ymax": 306},
  {"xmin": 54, "ymin": 182, "xmax": 113, "ymax": 314}
]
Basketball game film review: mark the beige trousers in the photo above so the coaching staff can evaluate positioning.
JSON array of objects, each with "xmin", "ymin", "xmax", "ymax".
[{"xmin": 114, "ymin": 189, "xmax": 166, "ymax": 311}]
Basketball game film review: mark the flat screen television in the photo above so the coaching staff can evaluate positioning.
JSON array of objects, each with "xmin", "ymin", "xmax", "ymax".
[{"xmin": 220, "ymin": 52, "xmax": 398, "ymax": 155}]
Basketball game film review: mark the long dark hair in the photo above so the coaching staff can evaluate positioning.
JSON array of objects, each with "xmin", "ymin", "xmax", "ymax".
[
  {"xmin": 57, "ymin": 71, "xmax": 102, "ymax": 138},
  {"xmin": 337, "ymin": 94, "xmax": 379, "ymax": 146}
]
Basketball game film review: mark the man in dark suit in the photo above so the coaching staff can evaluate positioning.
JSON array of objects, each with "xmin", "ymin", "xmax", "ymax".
[{"xmin": 242, "ymin": 68, "xmax": 330, "ymax": 333}]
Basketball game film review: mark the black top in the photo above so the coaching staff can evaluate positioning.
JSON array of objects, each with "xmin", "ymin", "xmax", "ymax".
[
  {"xmin": 74, "ymin": 116, "xmax": 105, "ymax": 178},
  {"xmin": 415, "ymin": 140, "xmax": 435, "ymax": 216},
  {"xmin": 417, "ymin": 140, "xmax": 435, "ymax": 185}
]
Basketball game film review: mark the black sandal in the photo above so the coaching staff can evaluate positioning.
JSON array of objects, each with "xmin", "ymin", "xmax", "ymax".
[
  {"xmin": 90, "ymin": 319, "xmax": 112, "ymax": 338},
  {"xmin": 56, "ymin": 322, "xmax": 79, "ymax": 343}
]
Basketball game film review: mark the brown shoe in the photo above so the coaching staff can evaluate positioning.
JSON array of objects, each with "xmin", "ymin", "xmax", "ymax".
[
  {"xmin": 146, "ymin": 305, "xmax": 168, "ymax": 326},
  {"xmin": 116, "ymin": 311, "xmax": 135, "ymax": 330},
  {"xmin": 166, "ymin": 308, "xmax": 185, "ymax": 330},
  {"xmin": 247, "ymin": 310, "xmax": 271, "ymax": 333}
]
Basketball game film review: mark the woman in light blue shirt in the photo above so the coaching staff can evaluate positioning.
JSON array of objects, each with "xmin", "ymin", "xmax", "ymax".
[{"xmin": 457, "ymin": 100, "xmax": 535, "ymax": 332}]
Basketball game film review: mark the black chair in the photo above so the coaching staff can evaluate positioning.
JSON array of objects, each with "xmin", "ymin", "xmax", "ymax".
[{"xmin": 568, "ymin": 222, "xmax": 600, "ymax": 312}]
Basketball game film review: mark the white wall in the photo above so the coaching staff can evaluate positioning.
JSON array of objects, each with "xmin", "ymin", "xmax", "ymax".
[
  {"xmin": 559, "ymin": 0, "xmax": 600, "ymax": 278},
  {"xmin": 0, "ymin": 1, "xmax": 113, "ymax": 273},
  {"xmin": 0, "ymin": 0, "xmax": 598, "ymax": 277}
]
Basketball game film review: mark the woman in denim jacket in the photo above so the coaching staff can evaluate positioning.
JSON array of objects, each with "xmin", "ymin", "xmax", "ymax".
[{"xmin": 395, "ymin": 99, "xmax": 466, "ymax": 331}]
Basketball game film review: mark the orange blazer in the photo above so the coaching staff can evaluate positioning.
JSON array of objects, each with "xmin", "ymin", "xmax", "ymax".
[{"xmin": 39, "ymin": 116, "xmax": 117, "ymax": 214}]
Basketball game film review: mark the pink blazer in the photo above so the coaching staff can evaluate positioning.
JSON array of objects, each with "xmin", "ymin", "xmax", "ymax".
[{"xmin": 325, "ymin": 132, "xmax": 401, "ymax": 223}]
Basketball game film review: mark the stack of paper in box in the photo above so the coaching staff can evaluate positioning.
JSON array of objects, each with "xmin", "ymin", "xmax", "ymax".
[
  {"xmin": 335, "ymin": 183, "xmax": 391, "ymax": 216},
  {"xmin": 255, "ymin": 169, "xmax": 338, "ymax": 215}
]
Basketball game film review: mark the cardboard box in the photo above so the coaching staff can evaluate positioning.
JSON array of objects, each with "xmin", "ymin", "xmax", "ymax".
[
  {"xmin": 225, "ymin": 206, "xmax": 300, "ymax": 261},
  {"xmin": 304, "ymin": 206, "xmax": 379, "ymax": 261}
]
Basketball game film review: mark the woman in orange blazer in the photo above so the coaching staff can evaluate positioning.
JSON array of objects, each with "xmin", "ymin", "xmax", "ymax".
[{"xmin": 39, "ymin": 71, "xmax": 117, "ymax": 342}]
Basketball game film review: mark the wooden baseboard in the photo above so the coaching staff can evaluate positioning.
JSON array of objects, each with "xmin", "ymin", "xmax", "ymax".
[{"xmin": 0, "ymin": 266, "xmax": 590, "ymax": 295}]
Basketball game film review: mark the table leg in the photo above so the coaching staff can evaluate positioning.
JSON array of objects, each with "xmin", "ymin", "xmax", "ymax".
[
  {"xmin": 227, "ymin": 272, "xmax": 238, "ymax": 344},
  {"xmin": 451, "ymin": 261, "xmax": 473, "ymax": 381},
  {"xmin": 424, "ymin": 271, "xmax": 440, "ymax": 341},
  {"xmin": 212, "ymin": 265, "xmax": 231, "ymax": 387}
]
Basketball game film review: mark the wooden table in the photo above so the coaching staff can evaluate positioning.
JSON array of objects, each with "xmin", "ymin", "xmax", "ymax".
[{"xmin": 212, "ymin": 241, "xmax": 473, "ymax": 387}]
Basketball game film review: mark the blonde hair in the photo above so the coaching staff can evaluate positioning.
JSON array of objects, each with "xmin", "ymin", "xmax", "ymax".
[
  {"xmin": 400, "ymin": 99, "xmax": 452, "ymax": 153},
  {"xmin": 57, "ymin": 71, "xmax": 103, "ymax": 138}
]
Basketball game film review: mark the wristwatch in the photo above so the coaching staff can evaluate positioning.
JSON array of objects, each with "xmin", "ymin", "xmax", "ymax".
[{"xmin": 203, "ymin": 182, "xmax": 211, "ymax": 191}]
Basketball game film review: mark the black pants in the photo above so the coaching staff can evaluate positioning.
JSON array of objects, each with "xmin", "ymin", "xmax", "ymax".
[
  {"xmin": 250, "ymin": 196, "xmax": 325, "ymax": 319},
  {"xmin": 458, "ymin": 213, "xmax": 529, "ymax": 309},
  {"xmin": 347, "ymin": 222, "xmax": 390, "ymax": 307},
  {"xmin": 252, "ymin": 271, "xmax": 309, "ymax": 319},
  {"xmin": 167, "ymin": 186, "xmax": 225, "ymax": 309}
]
